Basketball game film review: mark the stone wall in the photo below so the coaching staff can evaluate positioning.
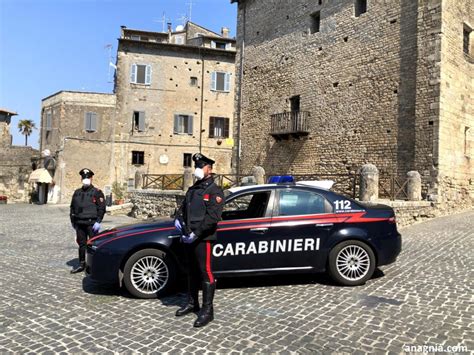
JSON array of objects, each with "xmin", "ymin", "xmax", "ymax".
[
  {"xmin": 0, "ymin": 146, "xmax": 39, "ymax": 202},
  {"xmin": 129, "ymin": 190, "xmax": 185, "ymax": 219},
  {"xmin": 435, "ymin": 0, "xmax": 474, "ymax": 209}
]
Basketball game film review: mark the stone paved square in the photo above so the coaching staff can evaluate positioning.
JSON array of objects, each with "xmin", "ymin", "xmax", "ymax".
[{"xmin": 0, "ymin": 205, "xmax": 472, "ymax": 353}]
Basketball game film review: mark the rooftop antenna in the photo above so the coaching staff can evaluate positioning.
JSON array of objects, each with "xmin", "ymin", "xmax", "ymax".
[
  {"xmin": 176, "ymin": 13, "xmax": 188, "ymax": 26},
  {"xmin": 186, "ymin": 0, "xmax": 196, "ymax": 22},
  {"xmin": 154, "ymin": 12, "xmax": 169, "ymax": 32},
  {"xmin": 104, "ymin": 44, "xmax": 116, "ymax": 84}
]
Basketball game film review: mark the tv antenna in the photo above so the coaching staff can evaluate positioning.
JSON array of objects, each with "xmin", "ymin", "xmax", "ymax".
[
  {"xmin": 186, "ymin": 0, "xmax": 197, "ymax": 22},
  {"xmin": 104, "ymin": 44, "xmax": 116, "ymax": 84},
  {"xmin": 154, "ymin": 12, "xmax": 169, "ymax": 32},
  {"xmin": 176, "ymin": 13, "xmax": 188, "ymax": 26}
]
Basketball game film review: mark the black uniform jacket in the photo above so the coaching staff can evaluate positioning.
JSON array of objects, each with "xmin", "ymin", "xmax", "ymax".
[
  {"xmin": 177, "ymin": 175, "xmax": 225, "ymax": 242},
  {"xmin": 70, "ymin": 185, "xmax": 106, "ymax": 225}
]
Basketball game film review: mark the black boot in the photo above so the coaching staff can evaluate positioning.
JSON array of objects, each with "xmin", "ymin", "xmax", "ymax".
[
  {"xmin": 70, "ymin": 262, "xmax": 85, "ymax": 274},
  {"xmin": 194, "ymin": 282, "xmax": 215, "ymax": 327},
  {"xmin": 176, "ymin": 294, "xmax": 200, "ymax": 317}
]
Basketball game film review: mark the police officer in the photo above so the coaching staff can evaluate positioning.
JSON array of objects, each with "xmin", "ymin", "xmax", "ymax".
[
  {"xmin": 70, "ymin": 168, "xmax": 106, "ymax": 274},
  {"xmin": 175, "ymin": 153, "xmax": 224, "ymax": 327}
]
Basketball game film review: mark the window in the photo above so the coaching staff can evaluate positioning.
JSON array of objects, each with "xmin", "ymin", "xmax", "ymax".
[
  {"xmin": 310, "ymin": 12, "xmax": 321, "ymax": 33},
  {"xmin": 175, "ymin": 35, "xmax": 185, "ymax": 45},
  {"xmin": 131, "ymin": 35, "xmax": 141, "ymax": 41},
  {"xmin": 209, "ymin": 117, "xmax": 230, "ymax": 138},
  {"xmin": 190, "ymin": 76, "xmax": 198, "ymax": 86},
  {"xmin": 222, "ymin": 191, "xmax": 271, "ymax": 220},
  {"xmin": 173, "ymin": 114, "xmax": 193, "ymax": 134},
  {"xmin": 464, "ymin": 24, "xmax": 472, "ymax": 55},
  {"xmin": 277, "ymin": 190, "xmax": 332, "ymax": 216},
  {"xmin": 132, "ymin": 151, "xmax": 145, "ymax": 165},
  {"xmin": 211, "ymin": 72, "xmax": 231, "ymax": 92},
  {"xmin": 133, "ymin": 111, "xmax": 145, "ymax": 132},
  {"xmin": 85, "ymin": 112, "xmax": 97, "ymax": 132},
  {"xmin": 183, "ymin": 153, "xmax": 192, "ymax": 167},
  {"xmin": 355, "ymin": 0, "xmax": 367, "ymax": 17},
  {"xmin": 45, "ymin": 111, "xmax": 52, "ymax": 131},
  {"xmin": 130, "ymin": 64, "xmax": 152, "ymax": 85},
  {"xmin": 211, "ymin": 40, "xmax": 227, "ymax": 49}
]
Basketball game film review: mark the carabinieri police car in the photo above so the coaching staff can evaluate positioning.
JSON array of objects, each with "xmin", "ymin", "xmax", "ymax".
[{"xmin": 86, "ymin": 181, "xmax": 401, "ymax": 298}]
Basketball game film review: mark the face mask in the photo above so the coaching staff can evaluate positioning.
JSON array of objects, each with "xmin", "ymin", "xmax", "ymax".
[
  {"xmin": 82, "ymin": 178, "xmax": 91, "ymax": 186},
  {"xmin": 194, "ymin": 168, "xmax": 205, "ymax": 180}
]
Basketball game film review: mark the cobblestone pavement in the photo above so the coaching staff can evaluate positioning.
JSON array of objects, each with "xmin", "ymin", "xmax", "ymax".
[{"xmin": 0, "ymin": 204, "xmax": 472, "ymax": 353}]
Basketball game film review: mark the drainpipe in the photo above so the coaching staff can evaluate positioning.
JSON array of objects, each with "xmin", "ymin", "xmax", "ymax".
[{"xmin": 199, "ymin": 50, "xmax": 205, "ymax": 153}]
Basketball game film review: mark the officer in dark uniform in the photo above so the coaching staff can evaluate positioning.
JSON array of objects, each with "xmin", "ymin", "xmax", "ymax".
[
  {"xmin": 175, "ymin": 153, "xmax": 224, "ymax": 327},
  {"xmin": 70, "ymin": 168, "xmax": 106, "ymax": 274}
]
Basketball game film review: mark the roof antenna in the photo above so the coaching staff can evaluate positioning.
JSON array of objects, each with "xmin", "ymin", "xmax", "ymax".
[
  {"xmin": 154, "ymin": 12, "xmax": 169, "ymax": 32},
  {"xmin": 104, "ymin": 44, "xmax": 115, "ymax": 83},
  {"xmin": 186, "ymin": 0, "xmax": 196, "ymax": 22}
]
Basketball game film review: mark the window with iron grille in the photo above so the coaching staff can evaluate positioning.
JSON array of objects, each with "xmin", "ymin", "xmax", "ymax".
[
  {"xmin": 190, "ymin": 76, "xmax": 198, "ymax": 86},
  {"xmin": 132, "ymin": 151, "xmax": 145, "ymax": 165},
  {"xmin": 209, "ymin": 117, "xmax": 229, "ymax": 138}
]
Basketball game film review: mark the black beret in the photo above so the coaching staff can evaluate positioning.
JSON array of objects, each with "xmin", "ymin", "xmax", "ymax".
[
  {"xmin": 79, "ymin": 168, "xmax": 94, "ymax": 178},
  {"xmin": 192, "ymin": 153, "xmax": 215, "ymax": 168}
]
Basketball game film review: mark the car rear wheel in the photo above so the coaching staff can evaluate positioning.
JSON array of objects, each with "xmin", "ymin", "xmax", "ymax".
[
  {"xmin": 328, "ymin": 240, "xmax": 376, "ymax": 286},
  {"xmin": 123, "ymin": 248, "xmax": 176, "ymax": 299}
]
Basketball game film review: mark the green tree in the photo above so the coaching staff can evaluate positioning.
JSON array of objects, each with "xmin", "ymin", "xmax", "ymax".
[{"xmin": 17, "ymin": 119, "xmax": 36, "ymax": 146}]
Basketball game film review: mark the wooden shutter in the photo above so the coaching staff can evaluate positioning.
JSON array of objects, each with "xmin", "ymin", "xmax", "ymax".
[
  {"xmin": 84, "ymin": 112, "xmax": 89, "ymax": 131},
  {"xmin": 225, "ymin": 43, "xmax": 232, "ymax": 50},
  {"xmin": 209, "ymin": 117, "xmax": 215, "ymax": 138},
  {"xmin": 145, "ymin": 65, "xmax": 152, "ymax": 85},
  {"xmin": 90, "ymin": 112, "xmax": 97, "ymax": 132},
  {"xmin": 224, "ymin": 73, "xmax": 231, "ymax": 92},
  {"xmin": 130, "ymin": 64, "xmax": 137, "ymax": 83},
  {"xmin": 211, "ymin": 72, "xmax": 217, "ymax": 90},
  {"xmin": 173, "ymin": 114, "xmax": 179, "ymax": 134},
  {"xmin": 138, "ymin": 111, "xmax": 145, "ymax": 132},
  {"xmin": 187, "ymin": 115, "xmax": 193, "ymax": 135},
  {"xmin": 224, "ymin": 117, "xmax": 230, "ymax": 138},
  {"xmin": 211, "ymin": 40, "xmax": 216, "ymax": 48}
]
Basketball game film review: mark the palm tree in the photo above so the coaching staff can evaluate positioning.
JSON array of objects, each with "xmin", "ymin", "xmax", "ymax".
[{"xmin": 18, "ymin": 119, "xmax": 36, "ymax": 146}]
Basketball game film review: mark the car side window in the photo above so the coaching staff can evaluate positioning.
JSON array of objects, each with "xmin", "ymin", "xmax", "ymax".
[
  {"xmin": 277, "ymin": 189, "xmax": 332, "ymax": 216},
  {"xmin": 222, "ymin": 191, "xmax": 271, "ymax": 220}
]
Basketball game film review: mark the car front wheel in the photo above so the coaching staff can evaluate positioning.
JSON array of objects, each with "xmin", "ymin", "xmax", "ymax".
[
  {"xmin": 123, "ymin": 248, "xmax": 176, "ymax": 298},
  {"xmin": 328, "ymin": 240, "xmax": 376, "ymax": 286}
]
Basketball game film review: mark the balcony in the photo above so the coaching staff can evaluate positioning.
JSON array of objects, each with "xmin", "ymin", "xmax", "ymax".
[{"xmin": 270, "ymin": 111, "xmax": 310, "ymax": 139}]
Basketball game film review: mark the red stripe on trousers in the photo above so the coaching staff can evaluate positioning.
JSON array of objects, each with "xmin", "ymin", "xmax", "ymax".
[{"xmin": 206, "ymin": 241, "xmax": 215, "ymax": 284}]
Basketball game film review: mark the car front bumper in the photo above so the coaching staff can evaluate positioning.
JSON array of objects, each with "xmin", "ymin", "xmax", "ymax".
[{"xmin": 85, "ymin": 246, "xmax": 123, "ymax": 284}]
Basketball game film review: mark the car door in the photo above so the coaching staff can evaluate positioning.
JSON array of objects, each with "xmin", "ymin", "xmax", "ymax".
[
  {"xmin": 212, "ymin": 189, "xmax": 276, "ymax": 274},
  {"xmin": 264, "ymin": 187, "xmax": 334, "ymax": 270}
]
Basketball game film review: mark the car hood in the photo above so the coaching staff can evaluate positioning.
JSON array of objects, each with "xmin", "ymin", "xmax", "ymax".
[{"xmin": 88, "ymin": 217, "xmax": 177, "ymax": 246}]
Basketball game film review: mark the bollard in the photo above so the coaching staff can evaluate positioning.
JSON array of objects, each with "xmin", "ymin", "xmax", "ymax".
[
  {"xmin": 183, "ymin": 167, "xmax": 193, "ymax": 190},
  {"xmin": 407, "ymin": 171, "xmax": 422, "ymax": 201},
  {"xmin": 251, "ymin": 166, "xmax": 266, "ymax": 185},
  {"xmin": 359, "ymin": 164, "xmax": 379, "ymax": 201}
]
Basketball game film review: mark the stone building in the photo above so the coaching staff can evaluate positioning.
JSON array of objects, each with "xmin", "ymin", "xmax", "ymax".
[
  {"xmin": 40, "ymin": 21, "xmax": 236, "ymax": 203},
  {"xmin": 231, "ymin": 0, "xmax": 473, "ymax": 208},
  {"xmin": 0, "ymin": 108, "xmax": 39, "ymax": 202}
]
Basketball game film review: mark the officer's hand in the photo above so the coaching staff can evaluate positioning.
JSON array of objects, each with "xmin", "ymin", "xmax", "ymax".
[
  {"xmin": 183, "ymin": 232, "xmax": 197, "ymax": 244},
  {"xmin": 92, "ymin": 222, "xmax": 101, "ymax": 233},
  {"xmin": 174, "ymin": 219, "xmax": 182, "ymax": 232}
]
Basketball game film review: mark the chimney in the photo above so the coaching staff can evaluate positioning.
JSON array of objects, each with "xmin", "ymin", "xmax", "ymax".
[
  {"xmin": 120, "ymin": 25, "xmax": 127, "ymax": 38},
  {"xmin": 167, "ymin": 22, "xmax": 172, "ymax": 33},
  {"xmin": 221, "ymin": 27, "xmax": 230, "ymax": 38}
]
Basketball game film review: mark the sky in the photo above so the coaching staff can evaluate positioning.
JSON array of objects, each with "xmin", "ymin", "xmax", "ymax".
[{"xmin": 0, "ymin": 0, "xmax": 237, "ymax": 148}]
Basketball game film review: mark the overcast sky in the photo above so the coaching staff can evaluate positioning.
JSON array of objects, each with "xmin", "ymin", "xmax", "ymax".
[{"xmin": 0, "ymin": 0, "xmax": 237, "ymax": 148}]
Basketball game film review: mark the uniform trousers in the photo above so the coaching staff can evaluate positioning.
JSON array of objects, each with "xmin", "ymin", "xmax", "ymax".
[
  {"xmin": 75, "ymin": 224, "xmax": 94, "ymax": 263},
  {"xmin": 184, "ymin": 240, "xmax": 216, "ymax": 296}
]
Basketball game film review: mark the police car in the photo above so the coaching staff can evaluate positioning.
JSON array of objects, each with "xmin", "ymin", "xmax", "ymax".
[{"xmin": 86, "ymin": 181, "xmax": 401, "ymax": 298}]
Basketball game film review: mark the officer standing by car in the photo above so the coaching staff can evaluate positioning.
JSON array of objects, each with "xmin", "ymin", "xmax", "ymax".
[
  {"xmin": 175, "ymin": 153, "xmax": 224, "ymax": 327},
  {"xmin": 70, "ymin": 168, "xmax": 106, "ymax": 274}
]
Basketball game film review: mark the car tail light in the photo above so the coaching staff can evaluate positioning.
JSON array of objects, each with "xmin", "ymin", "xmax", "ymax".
[{"xmin": 388, "ymin": 216, "xmax": 396, "ymax": 224}]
